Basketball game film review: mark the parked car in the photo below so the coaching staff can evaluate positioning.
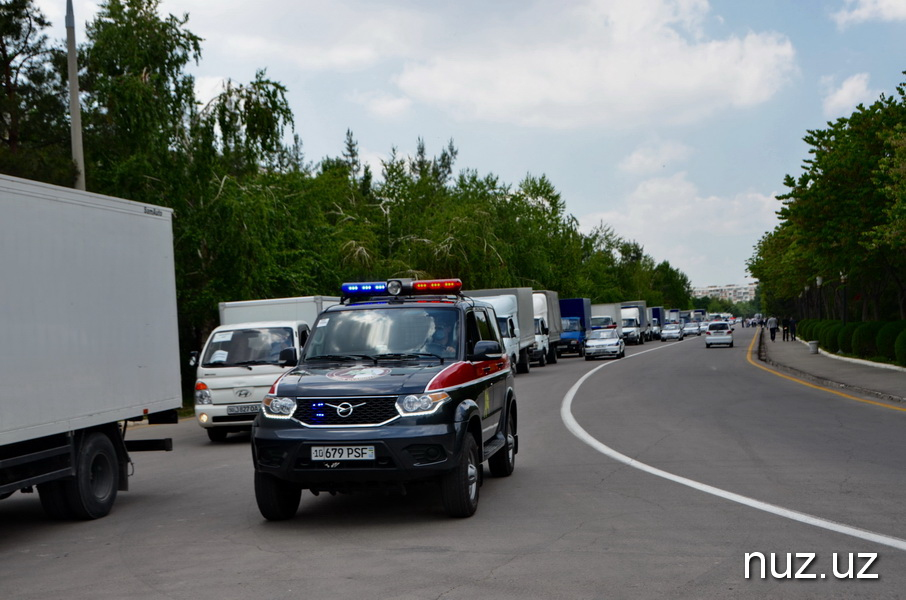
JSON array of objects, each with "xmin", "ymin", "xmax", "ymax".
[
  {"xmin": 682, "ymin": 322, "xmax": 701, "ymax": 337},
  {"xmin": 584, "ymin": 328, "xmax": 625, "ymax": 360},
  {"xmin": 660, "ymin": 322, "xmax": 684, "ymax": 341},
  {"xmin": 705, "ymin": 321, "xmax": 734, "ymax": 348}
]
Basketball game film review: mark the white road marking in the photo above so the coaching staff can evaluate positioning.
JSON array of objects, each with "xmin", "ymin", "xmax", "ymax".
[{"xmin": 560, "ymin": 345, "xmax": 906, "ymax": 551}]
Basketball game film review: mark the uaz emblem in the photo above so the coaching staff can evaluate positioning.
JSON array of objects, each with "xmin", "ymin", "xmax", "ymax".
[{"xmin": 324, "ymin": 402, "xmax": 366, "ymax": 417}]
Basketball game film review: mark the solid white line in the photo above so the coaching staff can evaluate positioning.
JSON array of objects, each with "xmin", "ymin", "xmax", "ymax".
[{"xmin": 561, "ymin": 346, "xmax": 906, "ymax": 552}]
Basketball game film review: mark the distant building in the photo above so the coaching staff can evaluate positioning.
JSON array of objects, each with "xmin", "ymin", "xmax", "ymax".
[{"xmin": 692, "ymin": 283, "xmax": 757, "ymax": 303}]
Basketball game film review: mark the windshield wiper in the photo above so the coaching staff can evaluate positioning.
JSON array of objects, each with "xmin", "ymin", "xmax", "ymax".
[
  {"xmin": 305, "ymin": 354, "xmax": 377, "ymax": 364},
  {"xmin": 372, "ymin": 352, "xmax": 444, "ymax": 363}
]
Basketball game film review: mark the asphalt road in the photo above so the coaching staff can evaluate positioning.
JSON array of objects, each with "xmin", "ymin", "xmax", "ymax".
[{"xmin": 3, "ymin": 327, "xmax": 905, "ymax": 599}]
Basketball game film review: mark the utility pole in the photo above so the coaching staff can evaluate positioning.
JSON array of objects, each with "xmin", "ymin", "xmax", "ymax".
[{"xmin": 66, "ymin": 0, "xmax": 86, "ymax": 190}]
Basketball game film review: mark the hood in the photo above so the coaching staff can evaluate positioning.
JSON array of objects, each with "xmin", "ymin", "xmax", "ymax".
[{"xmin": 275, "ymin": 361, "xmax": 450, "ymax": 397}]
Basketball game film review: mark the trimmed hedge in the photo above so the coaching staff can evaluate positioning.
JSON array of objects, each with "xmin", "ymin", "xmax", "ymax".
[
  {"xmin": 896, "ymin": 329, "xmax": 906, "ymax": 367},
  {"xmin": 799, "ymin": 319, "xmax": 816, "ymax": 340},
  {"xmin": 819, "ymin": 322, "xmax": 844, "ymax": 353},
  {"xmin": 877, "ymin": 321, "xmax": 906, "ymax": 362},
  {"xmin": 837, "ymin": 322, "xmax": 862, "ymax": 354},
  {"xmin": 852, "ymin": 322, "xmax": 886, "ymax": 359}
]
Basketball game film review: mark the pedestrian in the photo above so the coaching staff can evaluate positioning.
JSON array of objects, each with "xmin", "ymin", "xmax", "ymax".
[
  {"xmin": 781, "ymin": 317, "xmax": 790, "ymax": 341},
  {"xmin": 789, "ymin": 317, "xmax": 797, "ymax": 341},
  {"xmin": 767, "ymin": 315, "xmax": 778, "ymax": 342}
]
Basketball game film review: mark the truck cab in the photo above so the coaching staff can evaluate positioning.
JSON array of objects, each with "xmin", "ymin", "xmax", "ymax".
[{"xmin": 193, "ymin": 320, "xmax": 309, "ymax": 442}]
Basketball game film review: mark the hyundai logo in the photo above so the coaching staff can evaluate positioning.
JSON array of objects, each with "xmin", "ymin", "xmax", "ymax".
[
  {"xmin": 235, "ymin": 389, "xmax": 251, "ymax": 398},
  {"xmin": 325, "ymin": 402, "xmax": 366, "ymax": 418}
]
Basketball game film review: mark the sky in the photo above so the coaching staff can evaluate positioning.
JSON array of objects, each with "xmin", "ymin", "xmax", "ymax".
[{"xmin": 35, "ymin": 0, "xmax": 906, "ymax": 287}]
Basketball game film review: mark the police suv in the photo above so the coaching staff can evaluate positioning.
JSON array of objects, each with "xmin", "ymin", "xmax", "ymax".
[{"xmin": 251, "ymin": 278, "xmax": 518, "ymax": 519}]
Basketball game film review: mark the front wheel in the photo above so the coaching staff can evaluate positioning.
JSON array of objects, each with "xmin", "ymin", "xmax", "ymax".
[
  {"xmin": 255, "ymin": 471, "xmax": 301, "ymax": 521},
  {"xmin": 441, "ymin": 435, "xmax": 480, "ymax": 518}
]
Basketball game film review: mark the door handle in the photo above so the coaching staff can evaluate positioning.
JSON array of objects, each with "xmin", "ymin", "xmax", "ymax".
[{"xmin": 483, "ymin": 366, "xmax": 491, "ymax": 374}]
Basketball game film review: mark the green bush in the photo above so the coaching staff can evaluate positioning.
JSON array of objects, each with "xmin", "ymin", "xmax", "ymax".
[
  {"xmin": 895, "ymin": 329, "xmax": 906, "ymax": 367},
  {"xmin": 837, "ymin": 322, "xmax": 862, "ymax": 354},
  {"xmin": 852, "ymin": 322, "xmax": 885, "ymax": 359},
  {"xmin": 820, "ymin": 322, "xmax": 844, "ymax": 353},
  {"xmin": 799, "ymin": 319, "xmax": 816, "ymax": 340},
  {"xmin": 877, "ymin": 321, "xmax": 906, "ymax": 361}
]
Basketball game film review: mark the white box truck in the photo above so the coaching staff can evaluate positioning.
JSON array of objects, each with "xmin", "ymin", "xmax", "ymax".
[
  {"xmin": 620, "ymin": 300, "xmax": 650, "ymax": 345},
  {"xmin": 532, "ymin": 290, "xmax": 562, "ymax": 365},
  {"xmin": 0, "ymin": 174, "xmax": 182, "ymax": 520},
  {"xmin": 464, "ymin": 288, "xmax": 534, "ymax": 374},
  {"xmin": 192, "ymin": 296, "xmax": 339, "ymax": 441}
]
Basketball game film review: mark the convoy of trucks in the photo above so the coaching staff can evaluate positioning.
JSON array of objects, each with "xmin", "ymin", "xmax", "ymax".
[
  {"xmin": 0, "ymin": 174, "xmax": 718, "ymax": 523},
  {"xmin": 192, "ymin": 296, "xmax": 339, "ymax": 441},
  {"xmin": 0, "ymin": 174, "xmax": 182, "ymax": 519},
  {"xmin": 465, "ymin": 288, "xmax": 535, "ymax": 373}
]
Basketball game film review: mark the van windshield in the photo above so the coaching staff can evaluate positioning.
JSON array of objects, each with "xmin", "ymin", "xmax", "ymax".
[{"xmin": 202, "ymin": 327, "xmax": 293, "ymax": 367}]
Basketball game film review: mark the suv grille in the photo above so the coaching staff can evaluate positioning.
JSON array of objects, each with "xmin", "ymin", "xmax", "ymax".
[{"xmin": 294, "ymin": 396, "xmax": 400, "ymax": 427}]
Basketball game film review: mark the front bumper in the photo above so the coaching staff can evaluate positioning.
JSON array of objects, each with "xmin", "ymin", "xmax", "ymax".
[
  {"xmin": 585, "ymin": 345, "xmax": 621, "ymax": 358},
  {"xmin": 194, "ymin": 403, "xmax": 260, "ymax": 430},
  {"xmin": 252, "ymin": 421, "xmax": 465, "ymax": 491}
]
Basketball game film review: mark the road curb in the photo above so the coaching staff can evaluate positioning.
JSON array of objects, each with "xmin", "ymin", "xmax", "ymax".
[{"xmin": 757, "ymin": 328, "xmax": 906, "ymax": 405}]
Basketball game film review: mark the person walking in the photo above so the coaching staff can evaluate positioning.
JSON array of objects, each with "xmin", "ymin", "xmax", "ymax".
[
  {"xmin": 789, "ymin": 317, "xmax": 797, "ymax": 341},
  {"xmin": 782, "ymin": 317, "xmax": 790, "ymax": 341},
  {"xmin": 767, "ymin": 315, "xmax": 778, "ymax": 342}
]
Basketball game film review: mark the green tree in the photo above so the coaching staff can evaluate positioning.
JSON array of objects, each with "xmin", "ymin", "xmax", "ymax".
[{"xmin": 0, "ymin": 0, "xmax": 75, "ymax": 184}]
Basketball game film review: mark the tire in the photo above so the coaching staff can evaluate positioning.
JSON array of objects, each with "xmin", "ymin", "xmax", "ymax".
[
  {"xmin": 729, "ymin": 342, "xmax": 734, "ymax": 348},
  {"xmin": 207, "ymin": 428, "xmax": 229, "ymax": 442},
  {"xmin": 441, "ymin": 434, "xmax": 480, "ymax": 518},
  {"xmin": 548, "ymin": 348, "xmax": 558, "ymax": 364},
  {"xmin": 578, "ymin": 345, "xmax": 585, "ymax": 357},
  {"xmin": 255, "ymin": 471, "xmax": 302, "ymax": 521},
  {"xmin": 38, "ymin": 481, "xmax": 74, "ymax": 520},
  {"xmin": 488, "ymin": 411, "xmax": 516, "ymax": 478},
  {"xmin": 538, "ymin": 351, "xmax": 546, "ymax": 367},
  {"xmin": 584, "ymin": 355, "xmax": 592, "ymax": 361},
  {"xmin": 516, "ymin": 350, "xmax": 530, "ymax": 374},
  {"xmin": 64, "ymin": 432, "xmax": 119, "ymax": 520}
]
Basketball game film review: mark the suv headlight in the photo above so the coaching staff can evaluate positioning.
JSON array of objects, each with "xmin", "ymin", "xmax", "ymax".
[
  {"xmin": 262, "ymin": 395, "xmax": 296, "ymax": 419},
  {"xmin": 396, "ymin": 392, "xmax": 450, "ymax": 416}
]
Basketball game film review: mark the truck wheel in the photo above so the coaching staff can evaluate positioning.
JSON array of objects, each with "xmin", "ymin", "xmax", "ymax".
[
  {"xmin": 538, "ymin": 351, "xmax": 546, "ymax": 367},
  {"xmin": 65, "ymin": 432, "xmax": 119, "ymax": 520},
  {"xmin": 488, "ymin": 411, "xmax": 516, "ymax": 478},
  {"xmin": 255, "ymin": 471, "xmax": 301, "ymax": 521},
  {"xmin": 548, "ymin": 348, "xmax": 558, "ymax": 364},
  {"xmin": 38, "ymin": 481, "xmax": 74, "ymax": 520},
  {"xmin": 516, "ymin": 350, "xmax": 530, "ymax": 374},
  {"xmin": 441, "ymin": 434, "xmax": 479, "ymax": 518},
  {"xmin": 207, "ymin": 428, "xmax": 229, "ymax": 443}
]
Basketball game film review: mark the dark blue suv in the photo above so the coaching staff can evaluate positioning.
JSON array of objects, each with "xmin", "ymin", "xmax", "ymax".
[{"xmin": 251, "ymin": 278, "xmax": 518, "ymax": 519}]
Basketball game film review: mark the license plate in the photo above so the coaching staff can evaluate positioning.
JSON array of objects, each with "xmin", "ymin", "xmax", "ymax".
[
  {"xmin": 311, "ymin": 446, "xmax": 375, "ymax": 461},
  {"xmin": 227, "ymin": 404, "xmax": 260, "ymax": 415}
]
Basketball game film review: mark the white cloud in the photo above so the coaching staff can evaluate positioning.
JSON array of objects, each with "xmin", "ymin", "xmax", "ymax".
[
  {"xmin": 832, "ymin": 0, "xmax": 906, "ymax": 28},
  {"xmin": 578, "ymin": 172, "xmax": 779, "ymax": 284},
  {"xmin": 821, "ymin": 73, "xmax": 880, "ymax": 117},
  {"xmin": 618, "ymin": 140, "xmax": 692, "ymax": 174},
  {"xmin": 394, "ymin": 0, "xmax": 797, "ymax": 130},
  {"xmin": 348, "ymin": 91, "xmax": 412, "ymax": 119}
]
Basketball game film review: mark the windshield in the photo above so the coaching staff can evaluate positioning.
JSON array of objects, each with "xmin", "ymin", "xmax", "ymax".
[
  {"xmin": 622, "ymin": 318, "xmax": 637, "ymax": 328},
  {"xmin": 561, "ymin": 318, "xmax": 582, "ymax": 332},
  {"xmin": 590, "ymin": 316, "xmax": 613, "ymax": 328},
  {"xmin": 588, "ymin": 329, "xmax": 618, "ymax": 340},
  {"xmin": 304, "ymin": 307, "xmax": 460, "ymax": 360},
  {"xmin": 202, "ymin": 326, "xmax": 293, "ymax": 368}
]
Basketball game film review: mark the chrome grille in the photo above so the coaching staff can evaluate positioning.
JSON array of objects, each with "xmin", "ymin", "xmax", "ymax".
[{"xmin": 294, "ymin": 396, "xmax": 399, "ymax": 426}]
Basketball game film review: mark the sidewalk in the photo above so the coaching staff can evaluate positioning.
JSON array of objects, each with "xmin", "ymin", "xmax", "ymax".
[{"xmin": 756, "ymin": 328, "xmax": 906, "ymax": 404}]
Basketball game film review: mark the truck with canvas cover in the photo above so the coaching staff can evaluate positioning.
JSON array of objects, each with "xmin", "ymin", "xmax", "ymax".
[
  {"xmin": 532, "ymin": 291, "xmax": 562, "ymax": 366},
  {"xmin": 463, "ymin": 288, "xmax": 534, "ymax": 374},
  {"xmin": 559, "ymin": 298, "xmax": 592, "ymax": 357}
]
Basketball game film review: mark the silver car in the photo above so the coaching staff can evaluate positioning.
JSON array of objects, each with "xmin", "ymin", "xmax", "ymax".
[
  {"xmin": 660, "ymin": 323, "xmax": 684, "ymax": 341},
  {"xmin": 705, "ymin": 321, "xmax": 734, "ymax": 347},
  {"xmin": 584, "ymin": 329, "xmax": 625, "ymax": 360},
  {"xmin": 682, "ymin": 322, "xmax": 701, "ymax": 337}
]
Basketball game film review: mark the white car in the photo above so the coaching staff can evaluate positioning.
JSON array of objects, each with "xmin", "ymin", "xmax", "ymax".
[
  {"xmin": 584, "ymin": 329, "xmax": 625, "ymax": 360},
  {"xmin": 705, "ymin": 321, "xmax": 734, "ymax": 347},
  {"xmin": 660, "ymin": 322, "xmax": 684, "ymax": 341},
  {"xmin": 682, "ymin": 322, "xmax": 701, "ymax": 337}
]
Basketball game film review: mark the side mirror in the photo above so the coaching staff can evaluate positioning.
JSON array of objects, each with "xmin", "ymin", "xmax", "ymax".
[
  {"xmin": 278, "ymin": 347, "xmax": 298, "ymax": 367},
  {"xmin": 470, "ymin": 340, "xmax": 503, "ymax": 361},
  {"xmin": 188, "ymin": 351, "xmax": 198, "ymax": 367}
]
